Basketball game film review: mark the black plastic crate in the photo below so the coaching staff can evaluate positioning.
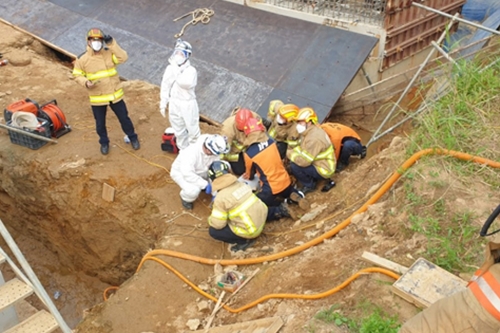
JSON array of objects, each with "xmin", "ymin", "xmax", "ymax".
[{"xmin": 7, "ymin": 118, "xmax": 51, "ymax": 150}]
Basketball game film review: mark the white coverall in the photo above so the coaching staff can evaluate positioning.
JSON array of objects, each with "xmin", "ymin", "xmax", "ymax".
[
  {"xmin": 170, "ymin": 134, "xmax": 220, "ymax": 203},
  {"xmin": 160, "ymin": 59, "xmax": 200, "ymax": 150}
]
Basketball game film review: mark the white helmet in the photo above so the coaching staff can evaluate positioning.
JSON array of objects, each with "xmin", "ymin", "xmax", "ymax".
[
  {"xmin": 175, "ymin": 38, "xmax": 192, "ymax": 57},
  {"xmin": 204, "ymin": 135, "xmax": 229, "ymax": 155}
]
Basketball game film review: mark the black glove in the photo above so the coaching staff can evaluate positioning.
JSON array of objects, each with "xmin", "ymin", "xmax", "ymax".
[{"xmin": 103, "ymin": 35, "xmax": 113, "ymax": 45}]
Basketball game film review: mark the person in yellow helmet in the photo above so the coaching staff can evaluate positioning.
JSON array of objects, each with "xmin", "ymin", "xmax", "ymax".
[
  {"xmin": 267, "ymin": 101, "xmax": 300, "ymax": 160},
  {"xmin": 287, "ymin": 107, "xmax": 336, "ymax": 194},
  {"xmin": 72, "ymin": 28, "xmax": 139, "ymax": 155}
]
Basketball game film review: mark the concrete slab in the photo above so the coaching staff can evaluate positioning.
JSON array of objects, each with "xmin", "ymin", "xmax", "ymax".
[{"xmin": 0, "ymin": 0, "xmax": 377, "ymax": 123}]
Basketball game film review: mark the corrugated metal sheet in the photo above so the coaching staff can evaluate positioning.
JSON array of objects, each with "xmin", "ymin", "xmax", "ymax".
[{"xmin": 383, "ymin": 0, "xmax": 465, "ymax": 69}]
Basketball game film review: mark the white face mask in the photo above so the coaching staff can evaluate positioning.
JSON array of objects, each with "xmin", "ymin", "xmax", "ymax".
[
  {"xmin": 276, "ymin": 115, "xmax": 286, "ymax": 125},
  {"xmin": 91, "ymin": 40, "xmax": 103, "ymax": 52},
  {"xmin": 296, "ymin": 123, "xmax": 307, "ymax": 134},
  {"xmin": 171, "ymin": 50, "xmax": 187, "ymax": 65}
]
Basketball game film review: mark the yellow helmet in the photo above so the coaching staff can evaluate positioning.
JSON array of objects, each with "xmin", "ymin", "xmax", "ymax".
[
  {"xmin": 87, "ymin": 28, "xmax": 104, "ymax": 40},
  {"xmin": 296, "ymin": 107, "xmax": 318, "ymax": 124},
  {"xmin": 278, "ymin": 104, "xmax": 299, "ymax": 122},
  {"xmin": 268, "ymin": 100, "xmax": 284, "ymax": 118}
]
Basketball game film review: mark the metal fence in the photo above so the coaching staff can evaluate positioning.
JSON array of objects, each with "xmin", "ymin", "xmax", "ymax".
[{"xmin": 262, "ymin": 0, "xmax": 387, "ymax": 26}]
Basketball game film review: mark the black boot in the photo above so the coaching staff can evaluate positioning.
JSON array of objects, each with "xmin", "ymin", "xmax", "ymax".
[{"xmin": 100, "ymin": 143, "xmax": 109, "ymax": 155}]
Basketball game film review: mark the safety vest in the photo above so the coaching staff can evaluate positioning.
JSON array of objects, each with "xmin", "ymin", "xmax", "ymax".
[
  {"xmin": 469, "ymin": 269, "xmax": 500, "ymax": 321},
  {"xmin": 210, "ymin": 194, "xmax": 263, "ymax": 238},
  {"xmin": 320, "ymin": 123, "xmax": 361, "ymax": 161}
]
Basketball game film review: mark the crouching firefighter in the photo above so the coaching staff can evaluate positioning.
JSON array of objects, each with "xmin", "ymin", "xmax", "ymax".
[
  {"xmin": 207, "ymin": 161, "xmax": 268, "ymax": 252},
  {"xmin": 400, "ymin": 204, "xmax": 500, "ymax": 333}
]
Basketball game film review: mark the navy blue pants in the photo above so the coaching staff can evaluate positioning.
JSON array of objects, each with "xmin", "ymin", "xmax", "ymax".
[
  {"xmin": 91, "ymin": 99, "xmax": 137, "ymax": 145},
  {"xmin": 339, "ymin": 139, "xmax": 364, "ymax": 166},
  {"xmin": 257, "ymin": 184, "xmax": 297, "ymax": 207},
  {"xmin": 209, "ymin": 225, "xmax": 248, "ymax": 244},
  {"xmin": 290, "ymin": 163, "xmax": 324, "ymax": 188}
]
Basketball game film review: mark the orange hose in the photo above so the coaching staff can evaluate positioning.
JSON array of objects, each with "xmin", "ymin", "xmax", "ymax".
[
  {"xmin": 138, "ymin": 149, "xmax": 500, "ymax": 269},
  {"xmin": 103, "ymin": 286, "xmax": 119, "ymax": 301},
  {"xmin": 143, "ymin": 255, "xmax": 400, "ymax": 313},
  {"xmin": 129, "ymin": 149, "xmax": 500, "ymax": 309}
]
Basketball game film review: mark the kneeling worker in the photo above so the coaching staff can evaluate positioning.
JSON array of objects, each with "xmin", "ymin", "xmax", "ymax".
[
  {"xmin": 287, "ymin": 107, "xmax": 336, "ymax": 194},
  {"xmin": 170, "ymin": 134, "xmax": 229, "ymax": 210},
  {"xmin": 321, "ymin": 122, "xmax": 366, "ymax": 172},
  {"xmin": 207, "ymin": 161, "xmax": 268, "ymax": 252}
]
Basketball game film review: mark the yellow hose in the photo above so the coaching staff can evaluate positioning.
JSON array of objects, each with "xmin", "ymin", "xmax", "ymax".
[{"xmin": 129, "ymin": 149, "xmax": 500, "ymax": 310}]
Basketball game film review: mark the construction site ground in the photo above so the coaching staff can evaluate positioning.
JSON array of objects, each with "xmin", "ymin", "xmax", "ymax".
[{"xmin": 1, "ymin": 21, "xmax": 499, "ymax": 333}]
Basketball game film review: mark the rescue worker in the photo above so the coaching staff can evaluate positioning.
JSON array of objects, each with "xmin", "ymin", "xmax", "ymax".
[
  {"xmin": 400, "ymin": 241, "xmax": 500, "ymax": 333},
  {"xmin": 220, "ymin": 107, "xmax": 261, "ymax": 176},
  {"xmin": 170, "ymin": 134, "xmax": 228, "ymax": 210},
  {"xmin": 267, "ymin": 101, "xmax": 300, "ymax": 160},
  {"xmin": 243, "ymin": 117, "xmax": 306, "ymax": 214},
  {"xmin": 287, "ymin": 107, "xmax": 336, "ymax": 194},
  {"xmin": 321, "ymin": 122, "xmax": 367, "ymax": 172},
  {"xmin": 159, "ymin": 39, "xmax": 200, "ymax": 150},
  {"xmin": 207, "ymin": 160, "xmax": 268, "ymax": 252},
  {"xmin": 73, "ymin": 28, "xmax": 140, "ymax": 155}
]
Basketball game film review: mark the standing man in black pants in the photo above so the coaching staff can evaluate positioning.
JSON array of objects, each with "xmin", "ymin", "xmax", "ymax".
[{"xmin": 73, "ymin": 28, "xmax": 140, "ymax": 155}]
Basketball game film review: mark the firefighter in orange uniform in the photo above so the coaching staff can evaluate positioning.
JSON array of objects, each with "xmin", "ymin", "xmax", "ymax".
[
  {"xmin": 400, "ymin": 241, "xmax": 500, "ymax": 333},
  {"xmin": 320, "ymin": 122, "xmax": 366, "ymax": 172},
  {"xmin": 242, "ymin": 118, "xmax": 305, "ymax": 218},
  {"xmin": 267, "ymin": 100, "xmax": 300, "ymax": 159}
]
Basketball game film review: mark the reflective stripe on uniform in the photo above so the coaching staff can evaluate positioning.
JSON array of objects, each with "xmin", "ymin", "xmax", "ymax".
[
  {"xmin": 289, "ymin": 146, "xmax": 314, "ymax": 163},
  {"xmin": 210, "ymin": 209, "xmax": 228, "ymax": 221},
  {"xmin": 285, "ymin": 138, "xmax": 298, "ymax": 147},
  {"xmin": 314, "ymin": 145, "xmax": 335, "ymax": 178},
  {"xmin": 223, "ymin": 153, "xmax": 240, "ymax": 162},
  {"xmin": 268, "ymin": 127, "xmax": 277, "ymax": 139},
  {"xmin": 232, "ymin": 140, "xmax": 245, "ymax": 152},
  {"xmin": 72, "ymin": 68, "xmax": 85, "ymax": 76},
  {"xmin": 469, "ymin": 270, "xmax": 500, "ymax": 321},
  {"xmin": 89, "ymin": 88, "xmax": 124, "ymax": 104},
  {"xmin": 86, "ymin": 67, "xmax": 119, "ymax": 81},
  {"xmin": 228, "ymin": 195, "xmax": 260, "ymax": 237},
  {"xmin": 112, "ymin": 54, "xmax": 119, "ymax": 64}
]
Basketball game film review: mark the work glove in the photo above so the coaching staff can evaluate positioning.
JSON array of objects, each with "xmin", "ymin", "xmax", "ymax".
[
  {"xmin": 160, "ymin": 107, "xmax": 166, "ymax": 118},
  {"xmin": 103, "ymin": 35, "xmax": 113, "ymax": 45},
  {"xmin": 205, "ymin": 183, "xmax": 212, "ymax": 195}
]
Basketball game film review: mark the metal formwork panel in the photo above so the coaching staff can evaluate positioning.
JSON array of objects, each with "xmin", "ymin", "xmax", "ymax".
[{"xmin": 383, "ymin": 0, "xmax": 465, "ymax": 69}]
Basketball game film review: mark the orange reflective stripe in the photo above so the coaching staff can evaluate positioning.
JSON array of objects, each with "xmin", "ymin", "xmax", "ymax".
[{"xmin": 469, "ymin": 270, "xmax": 500, "ymax": 321}]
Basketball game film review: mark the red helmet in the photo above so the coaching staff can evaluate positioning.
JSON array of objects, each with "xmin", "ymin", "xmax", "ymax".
[
  {"xmin": 235, "ymin": 108, "xmax": 254, "ymax": 131},
  {"xmin": 243, "ymin": 117, "xmax": 265, "ymax": 136}
]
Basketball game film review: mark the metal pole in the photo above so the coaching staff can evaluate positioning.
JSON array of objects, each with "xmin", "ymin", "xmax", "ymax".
[
  {"xmin": 0, "ymin": 219, "xmax": 72, "ymax": 333},
  {"xmin": 0, "ymin": 123, "xmax": 58, "ymax": 144},
  {"xmin": 366, "ymin": 13, "xmax": 458, "ymax": 148},
  {"xmin": 431, "ymin": 41, "xmax": 458, "ymax": 66},
  {"xmin": 412, "ymin": 2, "xmax": 500, "ymax": 36}
]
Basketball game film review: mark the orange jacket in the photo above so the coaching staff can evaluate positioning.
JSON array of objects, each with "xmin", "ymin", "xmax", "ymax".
[
  {"xmin": 244, "ymin": 138, "xmax": 291, "ymax": 195},
  {"xmin": 320, "ymin": 123, "xmax": 361, "ymax": 161}
]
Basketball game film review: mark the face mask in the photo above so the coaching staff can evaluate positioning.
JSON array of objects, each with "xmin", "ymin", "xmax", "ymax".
[
  {"xmin": 91, "ymin": 40, "xmax": 103, "ymax": 52},
  {"xmin": 276, "ymin": 115, "xmax": 286, "ymax": 125},
  {"xmin": 296, "ymin": 123, "xmax": 306, "ymax": 134},
  {"xmin": 172, "ymin": 50, "xmax": 187, "ymax": 65}
]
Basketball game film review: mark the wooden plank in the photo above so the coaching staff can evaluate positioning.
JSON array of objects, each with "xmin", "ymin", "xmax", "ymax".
[
  {"xmin": 392, "ymin": 258, "xmax": 467, "ymax": 308},
  {"xmin": 102, "ymin": 183, "xmax": 115, "ymax": 202},
  {"xmin": 192, "ymin": 317, "xmax": 283, "ymax": 333},
  {"xmin": 361, "ymin": 251, "xmax": 409, "ymax": 275}
]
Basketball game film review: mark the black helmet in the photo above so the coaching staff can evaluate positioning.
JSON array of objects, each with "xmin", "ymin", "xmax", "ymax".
[{"xmin": 208, "ymin": 161, "xmax": 230, "ymax": 181}]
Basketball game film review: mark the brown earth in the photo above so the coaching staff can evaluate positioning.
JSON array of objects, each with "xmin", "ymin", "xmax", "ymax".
[{"xmin": 1, "ymin": 21, "xmax": 499, "ymax": 333}]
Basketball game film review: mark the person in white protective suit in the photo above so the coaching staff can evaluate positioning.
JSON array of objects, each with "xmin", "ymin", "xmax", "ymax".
[
  {"xmin": 170, "ymin": 134, "xmax": 229, "ymax": 210},
  {"xmin": 159, "ymin": 39, "xmax": 200, "ymax": 150}
]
